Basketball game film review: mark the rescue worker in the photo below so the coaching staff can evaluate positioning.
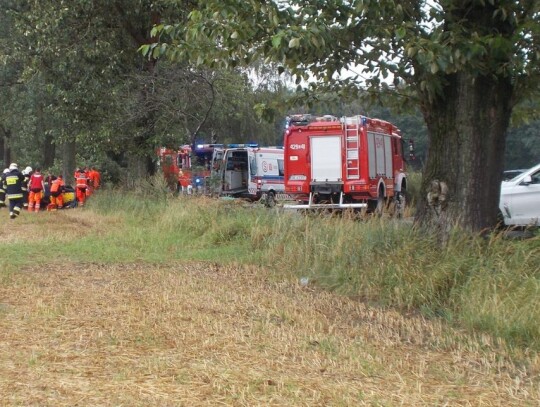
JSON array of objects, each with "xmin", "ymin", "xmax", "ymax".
[
  {"xmin": 44, "ymin": 171, "xmax": 55, "ymax": 196},
  {"xmin": 74, "ymin": 168, "xmax": 88, "ymax": 206},
  {"xmin": 2, "ymin": 163, "xmax": 25, "ymax": 219},
  {"xmin": 0, "ymin": 168, "xmax": 9, "ymax": 208},
  {"xmin": 21, "ymin": 166, "xmax": 32, "ymax": 209},
  {"xmin": 42, "ymin": 172, "xmax": 56, "ymax": 208},
  {"xmin": 178, "ymin": 169, "xmax": 192, "ymax": 195},
  {"xmin": 28, "ymin": 167, "xmax": 45, "ymax": 212},
  {"xmin": 84, "ymin": 167, "xmax": 94, "ymax": 197},
  {"xmin": 89, "ymin": 167, "xmax": 101, "ymax": 190},
  {"xmin": 48, "ymin": 174, "xmax": 65, "ymax": 210}
]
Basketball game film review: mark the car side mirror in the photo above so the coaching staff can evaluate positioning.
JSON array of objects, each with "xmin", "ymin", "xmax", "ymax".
[{"xmin": 521, "ymin": 175, "xmax": 532, "ymax": 185}]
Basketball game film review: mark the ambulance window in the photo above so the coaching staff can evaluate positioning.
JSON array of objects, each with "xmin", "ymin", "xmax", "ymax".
[
  {"xmin": 250, "ymin": 156, "xmax": 257, "ymax": 175},
  {"xmin": 278, "ymin": 159, "xmax": 284, "ymax": 176}
]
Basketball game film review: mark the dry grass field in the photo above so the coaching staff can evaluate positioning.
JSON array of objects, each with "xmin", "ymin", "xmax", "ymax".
[{"xmin": 0, "ymin": 209, "xmax": 539, "ymax": 406}]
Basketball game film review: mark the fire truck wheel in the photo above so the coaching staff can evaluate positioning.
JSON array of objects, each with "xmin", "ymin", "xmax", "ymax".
[
  {"xmin": 265, "ymin": 191, "xmax": 276, "ymax": 208},
  {"xmin": 368, "ymin": 187, "xmax": 386, "ymax": 216}
]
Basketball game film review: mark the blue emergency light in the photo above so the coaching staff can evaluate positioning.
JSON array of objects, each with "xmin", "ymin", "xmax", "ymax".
[{"xmin": 227, "ymin": 143, "xmax": 259, "ymax": 148}]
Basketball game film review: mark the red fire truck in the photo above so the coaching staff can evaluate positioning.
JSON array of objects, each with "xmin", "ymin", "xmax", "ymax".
[
  {"xmin": 283, "ymin": 114, "xmax": 408, "ymax": 212},
  {"xmin": 158, "ymin": 143, "xmax": 222, "ymax": 193}
]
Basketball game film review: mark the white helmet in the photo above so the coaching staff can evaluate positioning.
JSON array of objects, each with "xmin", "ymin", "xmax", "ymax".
[
  {"xmin": 25, "ymin": 166, "xmax": 32, "ymax": 173},
  {"xmin": 3, "ymin": 168, "xmax": 9, "ymax": 174},
  {"xmin": 9, "ymin": 163, "xmax": 18, "ymax": 170}
]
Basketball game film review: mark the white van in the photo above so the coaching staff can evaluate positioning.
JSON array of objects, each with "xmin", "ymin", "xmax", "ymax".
[{"xmin": 211, "ymin": 146, "xmax": 288, "ymax": 206}]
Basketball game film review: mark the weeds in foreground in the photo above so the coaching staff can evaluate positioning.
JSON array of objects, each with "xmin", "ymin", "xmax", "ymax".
[{"xmin": 1, "ymin": 189, "xmax": 539, "ymax": 352}]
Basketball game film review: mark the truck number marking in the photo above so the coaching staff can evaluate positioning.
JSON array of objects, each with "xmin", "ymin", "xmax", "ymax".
[{"xmin": 290, "ymin": 144, "xmax": 306, "ymax": 150}]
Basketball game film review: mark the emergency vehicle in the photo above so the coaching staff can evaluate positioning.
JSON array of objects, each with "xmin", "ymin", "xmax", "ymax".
[
  {"xmin": 211, "ymin": 145, "xmax": 288, "ymax": 206},
  {"xmin": 158, "ymin": 143, "xmax": 222, "ymax": 193},
  {"xmin": 283, "ymin": 114, "xmax": 408, "ymax": 212}
]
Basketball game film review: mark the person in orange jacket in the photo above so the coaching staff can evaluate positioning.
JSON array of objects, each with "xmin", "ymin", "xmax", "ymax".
[
  {"xmin": 178, "ymin": 169, "xmax": 192, "ymax": 195},
  {"xmin": 74, "ymin": 168, "xmax": 89, "ymax": 206},
  {"xmin": 48, "ymin": 175, "xmax": 65, "ymax": 210},
  {"xmin": 83, "ymin": 167, "xmax": 93, "ymax": 197},
  {"xmin": 28, "ymin": 168, "xmax": 45, "ymax": 212},
  {"xmin": 89, "ymin": 167, "xmax": 101, "ymax": 190}
]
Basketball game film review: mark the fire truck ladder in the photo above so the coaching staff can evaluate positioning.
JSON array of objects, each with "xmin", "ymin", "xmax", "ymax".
[{"xmin": 344, "ymin": 116, "xmax": 360, "ymax": 180}]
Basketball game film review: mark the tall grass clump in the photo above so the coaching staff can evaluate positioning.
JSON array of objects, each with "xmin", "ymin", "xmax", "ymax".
[
  {"xmin": 85, "ymin": 190, "xmax": 540, "ymax": 349},
  {"xmin": 405, "ymin": 170, "xmax": 422, "ymax": 208},
  {"xmin": 455, "ymin": 233, "xmax": 540, "ymax": 348},
  {"xmin": 89, "ymin": 175, "xmax": 171, "ymax": 220},
  {"xmin": 89, "ymin": 186, "xmax": 259, "ymax": 262},
  {"xmin": 258, "ymin": 211, "xmax": 540, "ymax": 349}
]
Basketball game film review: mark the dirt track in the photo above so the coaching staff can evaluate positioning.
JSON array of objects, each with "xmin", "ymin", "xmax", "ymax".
[{"xmin": 1, "ymin": 262, "xmax": 539, "ymax": 406}]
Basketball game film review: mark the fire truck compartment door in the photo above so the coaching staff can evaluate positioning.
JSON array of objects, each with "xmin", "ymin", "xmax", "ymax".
[
  {"xmin": 310, "ymin": 136, "xmax": 342, "ymax": 182},
  {"xmin": 368, "ymin": 132, "xmax": 391, "ymax": 178}
]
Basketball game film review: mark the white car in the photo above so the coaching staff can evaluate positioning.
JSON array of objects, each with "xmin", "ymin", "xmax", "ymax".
[{"xmin": 499, "ymin": 163, "xmax": 540, "ymax": 226}]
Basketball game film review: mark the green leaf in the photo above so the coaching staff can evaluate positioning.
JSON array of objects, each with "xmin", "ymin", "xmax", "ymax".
[
  {"xmin": 150, "ymin": 24, "xmax": 163, "ymax": 38},
  {"xmin": 139, "ymin": 44, "xmax": 150, "ymax": 56},
  {"xmin": 396, "ymin": 27, "xmax": 406, "ymax": 40},
  {"xmin": 272, "ymin": 35, "xmax": 282, "ymax": 48},
  {"xmin": 289, "ymin": 38, "xmax": 300, "ymax": 48}
]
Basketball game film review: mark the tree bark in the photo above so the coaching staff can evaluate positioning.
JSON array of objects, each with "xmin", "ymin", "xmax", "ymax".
[
  {"xmin": 0, "ymin": 125, "xmax": 11, "ymax": 168},
  {"xmin": 43, "ymin": 133, "xmax": 55, "ymax": 169},
  {"xmin": 36, "ymin": 102, "xmax": 55, "ymax": 169},
  {"xmin": 62, "ymin": 139, "xmax": 76, "ymax": 185},
  {"xmin": 416, "ymin": 72, "xmax": 513, "ymax": 234}
]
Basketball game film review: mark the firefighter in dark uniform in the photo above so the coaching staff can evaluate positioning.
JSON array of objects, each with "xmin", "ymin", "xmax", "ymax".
[
  {"xmin": 3, "ymin": 163, "xmax": 26, "ymax": 219},
  {"xmin": 0, "ymin": 168, "xmax": 9, "ymax": 208},
  {"xmin": 21, "ymin": 166, "xmax": 32, "ymax": 209}
]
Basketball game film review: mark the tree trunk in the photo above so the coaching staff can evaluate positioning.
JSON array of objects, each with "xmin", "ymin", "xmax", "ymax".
[
  {"xmin": 415, "ymin": 72, "xmax": 513, "ymax": 234},
  {"xmin": 0, "ymin": 125, "xmax": 11, "ymax": 168},
  {"xmin": 62, "ymin": 140, "xmax": 76, "ymax": 185},
  {"xmin": 43, "ymin": 133, "xmax": 55, "ymax": 169},
  {"xmin": 37, "ymin": 102, "xmax": 55, "ymax": 168},
  {"xmin": 125, "ymin": 153, "xmax": 156, "ymax": 188}
]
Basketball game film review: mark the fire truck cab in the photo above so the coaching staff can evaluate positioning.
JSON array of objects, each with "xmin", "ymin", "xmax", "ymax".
[
  {"xmin": 283, "ymin": 114, "xmax": 408, "ymax": 211},
  {"xmin": 211, "ymin": 145, "xmax": 287, "ymax": 206},
  {"xmin": 158, "ymin": 143, "xmax": 223, "ymax": 193}
]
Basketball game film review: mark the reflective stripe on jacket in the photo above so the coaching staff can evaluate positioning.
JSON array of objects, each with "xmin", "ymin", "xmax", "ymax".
[
  {"xmin": 4, "ymin": 171, "xmax": 25, "ymax": 199},
  {"xmin": 75, "ymin": 173, "xmax": 88, "ymax": 188}
]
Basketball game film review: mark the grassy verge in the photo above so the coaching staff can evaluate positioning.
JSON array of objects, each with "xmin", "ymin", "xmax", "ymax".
[{"xmin": 1, "ymin": 187, "xmax": 538, "ymax": 352}]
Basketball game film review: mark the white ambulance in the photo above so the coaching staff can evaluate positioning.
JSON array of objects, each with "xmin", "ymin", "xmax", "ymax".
[{"xmin": 211, "ymin": 145, "xmax": 288, "ymax": 206}]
